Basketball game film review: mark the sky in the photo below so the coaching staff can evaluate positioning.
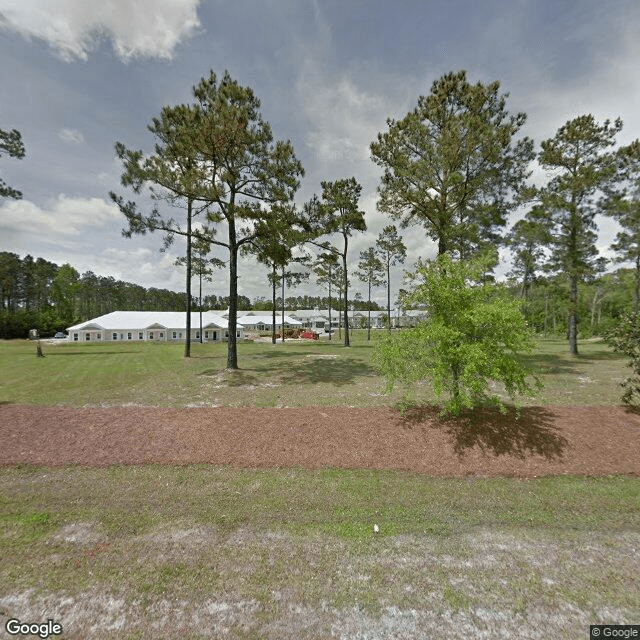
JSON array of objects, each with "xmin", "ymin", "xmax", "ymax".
[{"xmin": 1, "ymin": 0, "xmax": 640, "ymax": 307}]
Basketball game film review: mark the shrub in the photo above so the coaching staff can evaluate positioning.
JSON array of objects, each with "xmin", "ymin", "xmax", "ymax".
[
  {"xmin": 605, "ymin": 312, "xmax": 640, "ymax": 405},
  {"xmin": 374, "ymin": 253, "xmax": 542, "ymax": 415}
]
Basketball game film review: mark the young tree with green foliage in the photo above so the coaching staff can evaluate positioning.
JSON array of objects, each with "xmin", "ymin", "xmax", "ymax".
[
  {"xmin": 375, "ymin": 225, "xmax": 406, "ymax": 330},
  {"xmin": 374, "ymin": 253, "xmax": 540, "ymax": 415},
  {"xmin": 355, "ymin": 247, "xmax": 385, "ymax": 340},
  {"xmin": 0, "ymin": 127, "xmax": 25, "ymax": 199},
  {"xmin": 370, "ymin": 70, "xmax": 534, "ymax": 258},
  {"xmin": 309, "ymin": 178, "xmax": 366, "ymax": 347},
  {"xmin": 537, "ymin": 114, "xmax": 622, "ymax": 355}
]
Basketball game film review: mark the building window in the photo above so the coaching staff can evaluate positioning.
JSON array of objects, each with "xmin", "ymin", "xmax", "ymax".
[
  {"xmin": 236, "ymin": 331, "xmax": 241, "ymax": 338},
  {"xmin": 159, "ymin": 332, "xmax": 164, "ymax": 339},
  {"xmin": 112, "ymin": 333, "xmax": 117, "ymax": 340},
  {"xmin": 139, "ymin": 332, "xmax": 143, "ymax": 340},
  {"xmin": 97, "ymin": 333, "xmax": 101, "ymax": 340},
  {"xmin": 127, "ymin": 332, "xmax": 132, "ymax": 340},
  {"xmin": 225, "ymin": 331, "xmax": 229, "ymax": 338},
  {"xmin": 149, "ymin": 332, "xmax": 154, "ymax": 340},
  {"xmin": 85, "ymin": 333, "xmax": 90, "ymax": 341},
  {"xmin": 73, "ymin": 333, "xmax": 78, "ymax": 341},
  {"xmin": 195, "ymin": 331, "xmax": 200, "ymax": 339},
  {"xmin": 179, "ymin": 332, "xmax": 182, "ymax": 338}
]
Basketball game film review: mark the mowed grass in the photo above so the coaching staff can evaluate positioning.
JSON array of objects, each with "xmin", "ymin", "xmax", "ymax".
[
  {"xmin": 0, "ymin": 333, "xmax": 633, "ymax": 407},
  {"xmin": 0, "ymin": 466, "xmax": 638, "ymax": 639},
  {"xmin": 1, "ymin": 333, "xmax": 639, "ymax": 638}
]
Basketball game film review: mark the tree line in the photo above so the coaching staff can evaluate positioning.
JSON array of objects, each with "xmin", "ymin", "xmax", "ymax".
[
  {"xmin": 5, "ymin": 68, "xmax": 640, "ymax": 369},
  {"xmin": 0, "ymin": 252, "xmax": 186, "ymax": 338},
  {"xmin": 0, "ymin": 251, "xmax": 386, "ymax": 339}
]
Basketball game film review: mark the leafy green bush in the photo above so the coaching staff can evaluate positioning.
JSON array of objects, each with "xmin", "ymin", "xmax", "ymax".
[
  {"xmin": 374, "ymin": 254, "xmax": 542, "ymax": 415},
  {"xmin": 605, "ymin": 313, "xmax": 640, "ymax": 405}
]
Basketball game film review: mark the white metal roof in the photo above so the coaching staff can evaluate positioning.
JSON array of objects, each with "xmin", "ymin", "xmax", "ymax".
[
  {"xmin": 68, "ymin": 311, "xmax": 242, "ymax": 331},
  {"xmin": 237, "ymin": 314, "xmax": 302, "ymax": 326}
]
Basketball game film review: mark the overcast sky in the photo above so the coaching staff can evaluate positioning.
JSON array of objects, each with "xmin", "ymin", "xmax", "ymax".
[{"xmin": 1, "ymin": 0, "xmax": 639, "ymax": 306}]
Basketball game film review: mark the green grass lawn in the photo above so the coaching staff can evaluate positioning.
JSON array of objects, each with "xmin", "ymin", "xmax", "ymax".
[
  {"xmin": 1, "ymin": 333, "xmax": 638, "ymax": 638},
  {"xmin": 0, "ymin": 466, "xmax": 638, "ymax": 639},
  {"xmin": 0, "ymin": 333, "xmax": 632, "ymax": 407}
]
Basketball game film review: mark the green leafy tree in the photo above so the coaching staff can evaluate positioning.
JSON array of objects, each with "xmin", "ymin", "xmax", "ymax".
[
  {"xmin": 110, "ymin": 102, "xmax": 206, "ymax": 358},
  {"xmin": 370, "ymin": 70, "xmax": 534, "ymax": 258},
  {"xmin": 51, "ymin": 264, "xmax": 81, "ymax": 326},
  {"xmin": 189, "ymin": 71, "xmax": 304, "ymax": 368},
  {"xmin": 605, "ymin": 139, "xmax": 640, "ymax": 312},
  {"xmin": 313, "ymin": 251, "xmax": 339, "ymax": 339},
  {"xmin": 537, "ymin": 114, "xmax": 622, "ymax": 355},
  {"xmin": 375, "ymin": 225, "xmax": 406, "ymax": 330},
  {"xmin": 176, "ymin": 236, "xmax": 225, "ymax": 342},
  {"xmin": 354, "ymin": 247, "xmax": 385, "ymax": 340},
  {"xmin": 506, "ymin": 208, "xmax": 551, "ymax": 300},
  {"xmin": 605, "ymin": 313, "xmax": 640, "ymax": 405},
  {"xmin": 374, "ymin": 253, "xmax": 540, "ymax": 415},
  {"xmin": 309, "ymin": 178, "xmax": 366, "ymax": 347},
  {"xmin": 250, "ymin": 205, "xmax": 309, "ymax": 343},
  {"xmin": 0, "ymin": 127, "xmax": 25, "ymax": 199}
]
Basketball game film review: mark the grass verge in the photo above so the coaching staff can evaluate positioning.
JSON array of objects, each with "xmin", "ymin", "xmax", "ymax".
[
  {"xmin": 0, "ymin": 335, "xmax": 632, "ymax": 407},
  {"xmin": 0, "ymin": 466, "xmax": 638, "ymax": 639}
]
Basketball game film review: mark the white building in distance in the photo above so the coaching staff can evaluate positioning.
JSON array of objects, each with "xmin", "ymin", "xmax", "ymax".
[{"xmin": 67, "ymin": 311, "xmax": 244, "ymax": 343}]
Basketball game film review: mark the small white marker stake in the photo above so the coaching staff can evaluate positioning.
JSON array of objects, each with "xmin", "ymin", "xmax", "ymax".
[{"xmin": 373, "ymin": 524, "xmax": 379, "ymax": 533}]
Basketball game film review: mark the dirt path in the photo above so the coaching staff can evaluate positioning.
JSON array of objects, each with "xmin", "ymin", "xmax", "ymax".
[{"xmin": 1, "ymin": 404, "xmax": 639, "ymax": 477}]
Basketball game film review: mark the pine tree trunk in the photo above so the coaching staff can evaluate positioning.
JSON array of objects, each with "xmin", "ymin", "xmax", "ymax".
[
  {"xmin": 387, "ymin": 259, "xmax": 391, "ymax": 331},
  {"xmin": 227, "ymin": 213, "xmax": 238, "ymax": 370},
  {"xmin": 184, "ymin": 198, "xmax": 192, "ymax": 359},
  {"xmin": 568, "ymin": 275, "xmax": 579, "ymax": 355},
  {"xmin": 328, "ymin": 269, "xmax": 332, "ymax": 341},
  {"xmin": 635, "ymin": 254, "xmax": 640, "ymax": 315},
  {"xmin": 281, "ymin": 266, "xmax": 286, "ymax": 343},
  {"xmin": 367, "ymin": 279, "xmax": 371, "ymax": 341},
  {"xmin": 343, "ymin": 237, "xmax": 350, "ymax": 347},
  {"xmin": 271, "ymin": 263, "xmax": 277, "ymax": 345}
]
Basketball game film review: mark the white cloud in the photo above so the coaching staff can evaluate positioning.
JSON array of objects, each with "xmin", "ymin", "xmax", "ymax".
[
  {"xmin": 0, "ymin": 194, "xmax": 121, "ymax": 237},
  {"xmin": 57, "ymin": 127, "xmax": 84, "ymax": 144},
  {"xmin": 0, "ymin": 0, "xmax": 202, "ymax": 61},
  {"xmin": 300, "ymin": 73, "xmax": 385, "ymax": 170}
]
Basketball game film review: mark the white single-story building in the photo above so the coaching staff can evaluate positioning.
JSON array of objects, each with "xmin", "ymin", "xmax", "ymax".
[
  {"xmin": 236, "ymin": 313, "xmax": 303, "ymax": 332},
  {"xmin": 67, "ymin": 311, "xmax": 244, "ymax": 343}
]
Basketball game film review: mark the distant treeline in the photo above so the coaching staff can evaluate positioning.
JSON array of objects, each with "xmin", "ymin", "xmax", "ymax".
[{"xmin": 0, "ymin": 252, "xmax": 381, "ymax": 338}]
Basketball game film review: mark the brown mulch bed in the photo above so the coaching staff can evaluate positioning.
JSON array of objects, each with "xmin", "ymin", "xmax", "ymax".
[{"xmin": 1, "ymin": 404, "xmax": 639, "ymax": 478}]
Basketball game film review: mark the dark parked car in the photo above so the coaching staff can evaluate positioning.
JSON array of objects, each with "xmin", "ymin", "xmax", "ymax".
[{"xmin": 54, "ymin": 332, "xmax": 67, "ymax": 339}]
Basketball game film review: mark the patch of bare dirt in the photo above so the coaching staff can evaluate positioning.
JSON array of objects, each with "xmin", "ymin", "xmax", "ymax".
[{"xmin": 1, "ymin": 404, "xmax": 639, "ymax": 477}]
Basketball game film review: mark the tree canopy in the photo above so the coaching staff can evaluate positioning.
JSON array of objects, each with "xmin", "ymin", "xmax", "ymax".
[
  {"xmin": 375, "ymin": 253, "xmax": 541, "ymax": 415},
  {"xmin": 370, "ymin": 70, "xmax": 534, "ymax": 258},
  {"xmin": 0, "ymin": 127, "xmax": 25, "ymax": 199},
  {"xmin": 536, "ymin": 114, "xmax": 622, "ymax": 355}
]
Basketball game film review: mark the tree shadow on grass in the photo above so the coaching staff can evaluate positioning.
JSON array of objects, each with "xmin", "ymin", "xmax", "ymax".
[
  {"xmin": 278, "ymin": 357, "xmax": 377, "ymax": 386},
  {"xmin": 197, "ymin": 369, "xmax": 260, "ymax": 387},
  {"xmin": 397, "ymin": 405, "xmax": 568, "ymax": 460},
  {"xmin": 45, "ymin": 351, "xmax": 143, "ymax": 356}
]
